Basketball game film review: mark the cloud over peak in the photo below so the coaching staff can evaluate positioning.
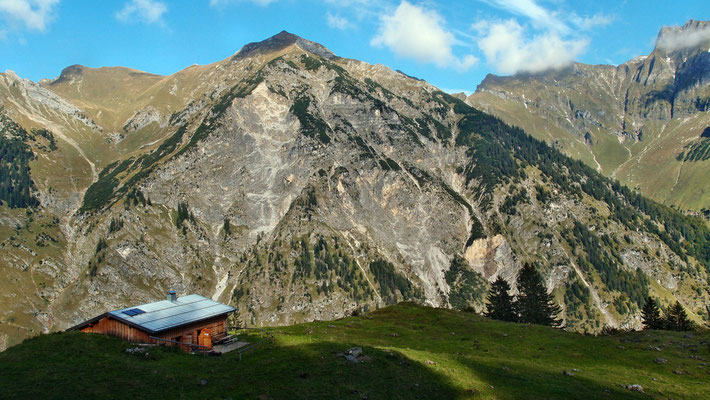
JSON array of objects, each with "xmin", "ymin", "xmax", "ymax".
[
  {"xmin": 474, "ymin": 19, "xmax": 586, "ymax": 75},
  {"xmin": 656, "ymin": 23, "xmax": 710, "ymax": 52},
  {"xmin": 371, "ymin": 1, "xmax": 476, "ymax": 71},
  {"xmin": 472, "ymin": 0, "xmax": 605, "ymax": 75}
]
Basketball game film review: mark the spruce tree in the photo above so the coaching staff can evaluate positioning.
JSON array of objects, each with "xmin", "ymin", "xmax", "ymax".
[
  {"xmin": 514, "ymin": 263, "xmax": 562, "ymax": 327},
  {"xmin": 641, "ymin": 297, "xmax": 664, "ymax": 330},
  {"xmin": 485, "ymin": 275, "xmax": 517, "ymax": 322},
  {"xmin": 664, "ymin": 301, "xmax": 694, "ymax": 331}
]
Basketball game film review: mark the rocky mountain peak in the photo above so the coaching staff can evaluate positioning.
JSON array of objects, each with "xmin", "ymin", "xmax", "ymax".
[
  {"xmin": 655, "ymin": 19, "xmax": 710, "ymax": 53},
  {"xmin": 51, "ymin": 64, "xmax": 86, "ymax": 85},
  {"xmin": 231, "ymin": 30, "xmax": 336, "ymax": 61}
]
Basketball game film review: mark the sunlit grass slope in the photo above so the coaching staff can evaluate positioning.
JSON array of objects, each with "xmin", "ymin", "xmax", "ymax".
[{"xmin": 0, "ymin": 303, "xmax": 708, "ymax": 399}]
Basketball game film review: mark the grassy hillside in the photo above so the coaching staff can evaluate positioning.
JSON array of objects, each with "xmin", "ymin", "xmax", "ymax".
[{"xmin": 1, "ymin": 303, "xmax": 708, "ymax": 399}]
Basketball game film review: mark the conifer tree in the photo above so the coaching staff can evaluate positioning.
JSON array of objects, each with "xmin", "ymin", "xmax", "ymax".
[
  {"xmin": 664, "ymin": 301, "xmax": 694, "ymax": 331},
  {"xmin": 514, "ymin": 263, "xmax": 562, "ymax": 327},
  {"xmin": 641, "ymin": 297, "xmax": 664, "ymax": 330},
  {"xmin": 485, "ymin": 275, "xmax": 517, "ymax": 322}
]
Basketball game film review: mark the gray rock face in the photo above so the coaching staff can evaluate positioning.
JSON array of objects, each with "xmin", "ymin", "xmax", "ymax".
[{"xmin": 123, "ymin": 106, "xmax": 166, "ymax": 133}]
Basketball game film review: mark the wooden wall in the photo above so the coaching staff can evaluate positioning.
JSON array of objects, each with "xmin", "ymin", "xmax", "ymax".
[
  {"xmin": 80, "ymin": 316, "xmax": 151, "ymax": 343},
  {"xmin": 80, "ymin": 315, "xmax": 228, "ymax": 350},
  {"xmin": 155, "ymin": 316, "xmax": 227, "ymax": 350}
]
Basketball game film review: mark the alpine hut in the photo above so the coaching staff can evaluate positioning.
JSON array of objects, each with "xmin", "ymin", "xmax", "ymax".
[{"xmin": 69, "ymin": 291, "xmax": 236, "ymax": 350}]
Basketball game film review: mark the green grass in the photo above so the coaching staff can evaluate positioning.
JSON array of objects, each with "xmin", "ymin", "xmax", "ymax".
[{"xmin": 1, "ymin": 303, "xmax": 708, "ymax": 399}]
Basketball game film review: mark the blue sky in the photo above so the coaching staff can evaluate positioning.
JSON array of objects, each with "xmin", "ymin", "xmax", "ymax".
[{"xmin": 1, "ymin": 0, "xmax": 708, "ymax": 94}]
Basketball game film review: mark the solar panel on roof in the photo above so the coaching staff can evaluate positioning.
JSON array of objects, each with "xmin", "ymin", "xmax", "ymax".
[
  {"xmin": 122, "ymin": 308, "xmax": 145, "ymax": 316},
  {"xmin": 108, "ymin": 295, "xmax": 235, "ymax": 333}
]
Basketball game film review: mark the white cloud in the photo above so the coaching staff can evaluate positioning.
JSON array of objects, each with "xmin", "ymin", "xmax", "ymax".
[
  {"xmin": 656, "ymin": 25, "xmax": 710, "ymax": 52},
  {"xmin": 209, "ymin": 0, "xmax": 277, "ymax": 7},
  {"xmin": 327, "ymin": 12, "xmax": 352, "ymax": 30},
  {"xmin": 371, "ymin": 1, "xmax": 477, "ymax": 71},
  {"xmin": 0, "ymin": 0, "xmax": 59, "ymax": 31},
  {"xmin": 472, "ymin": 0, "xmax": 608, "ymax": 75},
  {"xmin": 474, "ymin": 19, "xmax": 586, "ymax": 75},
  {"xmin": 569, "ymin": 13, "xmax": 612, "ymax": 30},
  {"xmin": 481, "ymin": 0, "xmax": 567, "ymax": 33},
  {"xmin": 116, "ymin": 0, "xmax": 167, "ymax": 25}
]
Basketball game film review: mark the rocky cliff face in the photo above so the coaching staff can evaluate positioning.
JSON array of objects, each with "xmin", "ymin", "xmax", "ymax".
[
  {"xmin": 1, "ymin": 31, "xmax": 709, "ymax": 350},
  {"xmin": 468, "ymin": 20, "xmax": 710, "ymax": 210}
]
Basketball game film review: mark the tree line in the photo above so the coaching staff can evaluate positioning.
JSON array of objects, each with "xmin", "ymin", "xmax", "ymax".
[
  {"xmin": 641, "ymin": 297, "xmax": 695, "ymax": 331},
  {"xmin": 485, "ymin": 263, "xmax": 561, "ymax": 327},
  {"xmin": 484, "ymin": 262, "xmax": 698, "ymax": 332}
]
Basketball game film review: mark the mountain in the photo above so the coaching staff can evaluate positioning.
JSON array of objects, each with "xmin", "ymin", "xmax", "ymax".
[
  {"xmin": 1, "ymin": 30, "xmax": 709, "ymax": 350},
  {"xmin": 467, "ymin": 20, "xmax": 710, "ymax": 210}
]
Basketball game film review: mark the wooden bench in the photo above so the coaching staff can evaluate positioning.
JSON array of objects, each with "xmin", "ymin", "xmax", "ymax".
[{"xmin": 212, "ymin": 332, "xmax": 237, "ymax": 345}]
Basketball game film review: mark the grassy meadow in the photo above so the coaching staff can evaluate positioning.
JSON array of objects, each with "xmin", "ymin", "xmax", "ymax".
[{"xmin": 0, "ymin": 303, "xmax": 708, "ymax": 399}]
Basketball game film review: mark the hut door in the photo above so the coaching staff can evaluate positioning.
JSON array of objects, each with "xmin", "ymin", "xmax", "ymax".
[{"xmin": 198, "ymin": 329, "xmax": 212, "ymax": 349}]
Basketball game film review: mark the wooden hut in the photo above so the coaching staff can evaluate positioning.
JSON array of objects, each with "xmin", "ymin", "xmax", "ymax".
[{"xmin": 69, "ymin": 291, "xmax": 236, "ymax": 351}]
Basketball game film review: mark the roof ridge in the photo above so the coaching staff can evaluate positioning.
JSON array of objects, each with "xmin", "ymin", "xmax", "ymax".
[
  {"xmin": 114, "ymin": 294, "xmax": 208, "ymax": 315},
  {"xmin": 137, "ymin": 301, "xmax": 223, "ymax": 324}
]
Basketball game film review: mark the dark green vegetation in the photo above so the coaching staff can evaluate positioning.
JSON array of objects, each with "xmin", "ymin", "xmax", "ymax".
[
  {"xmin": 232, "ymin": 233, "xmax": 377, "ymax": 324},
  {"xmin": 445, "ymin": 255, "xmax": 487, "ymax": 310},
  {"xmin": 1, "ymin": 304, "xmax": 708, "ymax": 399},
  {"xmin": 486, "ymin": 263, "xmax": 561, "ymax": 327},
  {"xmin": 642, "ymin": 297, "xmax": 665, "ymax": 330},
  {"xmin": 80, "ymin": 158, "xmax": 134, "ymax": 212},
  {"xmin": 484, "ymin": 276, "xmax": 516, "ymax": 322},
  {"xmin": 290, "ymin": 96, "xmax": 331, "ymax": 144},
  {"xmin": 0, "ymin": 114, "xmax": 39, "ymax": 208},
  {"xmin": 175, "ymin": 201, "xmax": 194, "ymax": 234},
  {"xmin": 664, "ymin": 301, "xmax": 696, "ymax": 332},
  {"xmin": 567, "ymin": 221, "xmax": 649, "ymax": 311},
  {"xmin": 564, "ymin": 279, "xmax": 596, "ymax": 330},
  {"xmin": 642, "ymin": 297, "xmax": 696, "ymax": 332},
  {"xmin": 369, "ymin": 259, "xmax": 421, "ymax": 303},
  {"xmin": 677, "ymin": 137, "xmax": 710, "ymax": 162}
]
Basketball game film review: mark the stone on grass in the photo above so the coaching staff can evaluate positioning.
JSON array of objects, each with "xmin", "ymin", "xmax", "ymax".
[
  {"xmin": 338, "ymin": 347, "xmax": 364, "ymax": 363},
  {"xmin": 654, "ymin": 358, "xmax": 668, "ymax": 364},
  {"xmin": 626, "ymin": 384, "xmax": 643, "ymax": 393}
]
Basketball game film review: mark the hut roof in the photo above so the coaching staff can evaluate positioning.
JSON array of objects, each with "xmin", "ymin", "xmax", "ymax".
[{"xmin": 69, "ymin": 294, "xmax": 236, "ymax": 334}]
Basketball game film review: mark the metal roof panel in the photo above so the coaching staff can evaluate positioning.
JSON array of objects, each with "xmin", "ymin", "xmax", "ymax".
[{"xmin": 107, "ymin": 294, "xmax": 235, "ymax": 333}]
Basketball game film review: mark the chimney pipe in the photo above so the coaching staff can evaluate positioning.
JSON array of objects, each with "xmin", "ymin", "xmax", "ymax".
[{"xmin": 167, "ymin": 290, "xmax": 177, "ymax": 302}]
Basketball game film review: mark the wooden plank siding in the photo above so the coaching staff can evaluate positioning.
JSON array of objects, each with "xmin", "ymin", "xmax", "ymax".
[
  {"xmin": 80, "ymin": 315, "xmax": 229, "ymax": 350},
  {"xmin": 80, "ymin": 316, "xmax": 152, "ymax": 343},
  {"xmin": 154, "ymin": 316, "xmax": 227, "ymax": 350}
]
